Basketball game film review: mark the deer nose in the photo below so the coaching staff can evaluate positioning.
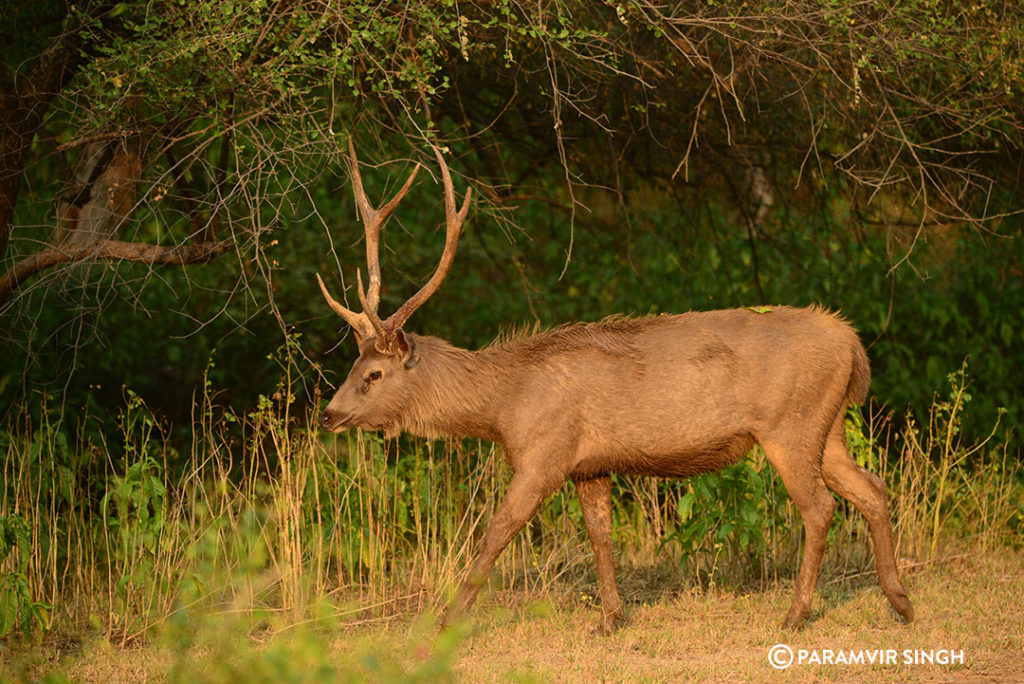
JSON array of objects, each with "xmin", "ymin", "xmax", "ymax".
[{"xmin": 318, "ymin": 410, "xmax": 335, "ymax": 429}]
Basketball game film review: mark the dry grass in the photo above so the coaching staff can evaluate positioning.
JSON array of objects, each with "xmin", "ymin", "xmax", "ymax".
[{"xmin": 452, "ymin": 551, "xmax": 1024, "ymax": 682}]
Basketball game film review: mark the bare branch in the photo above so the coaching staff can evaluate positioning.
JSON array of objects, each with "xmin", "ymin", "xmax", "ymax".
[{"xmin": 0, "ymin": 239, "xmax": 231, "ymax": 306}]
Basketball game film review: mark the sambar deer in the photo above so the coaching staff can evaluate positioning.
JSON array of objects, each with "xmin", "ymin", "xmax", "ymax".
[{"xmin": 317, "ymin": 142, "xmax": 914, "ymax": 634}]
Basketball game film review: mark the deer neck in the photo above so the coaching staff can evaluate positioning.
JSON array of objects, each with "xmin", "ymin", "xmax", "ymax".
[{"xmin": 402, "ymin": 336, "xmax": 507, "ymax": 442}]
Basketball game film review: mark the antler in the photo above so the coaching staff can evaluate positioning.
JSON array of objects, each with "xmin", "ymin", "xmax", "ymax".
[
  {"xmin": 384, "ymin": 145, "xmax": 472, "ymax": 333},
  {"xmin": 319, "ymin": 140, "xmax": 471, "ymax": 353},
  {"xmin": 317, "ymin": 140, "xmax": 420, "ymax": 342},
  {"xmin": 347, "ymin": 137, "xmax": 420, "ymax": 317},
  {"xmin": 316, "ymin": 272, "xmax": 375, "ymax": 340}
]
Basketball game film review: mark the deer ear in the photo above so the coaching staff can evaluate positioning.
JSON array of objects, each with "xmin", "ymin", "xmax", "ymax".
[{"xmin": 395, "ymin": 330, "xmax": 420, "ymax": 370}]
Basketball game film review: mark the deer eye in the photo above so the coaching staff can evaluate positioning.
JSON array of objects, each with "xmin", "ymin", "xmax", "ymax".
[{"xmin": 367, "ymin": 370, "xmax": 383, "ymax": 382}]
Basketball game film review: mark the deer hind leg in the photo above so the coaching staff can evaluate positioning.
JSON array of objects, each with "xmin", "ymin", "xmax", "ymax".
[
  {"xmin": 761, "ymin": 438, "xmax": 837, "ymax": 629},
  {"xmin": 821, "ymin": 414, "xmax": 914, "ymax": 622},
  {"xmin": 575, "ymin": 475, "xmax": 622, "ymax": 634},
  {"xmin": 441, "ymin": 469, "xmax": 565, "ymax": 630}
]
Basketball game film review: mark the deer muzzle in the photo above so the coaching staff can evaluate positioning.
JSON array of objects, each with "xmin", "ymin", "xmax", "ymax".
[{"xmin": 318, "ymin": 408, "xmax": 351, "ymax": 432}]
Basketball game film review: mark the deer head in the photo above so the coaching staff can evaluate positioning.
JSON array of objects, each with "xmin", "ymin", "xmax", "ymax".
[{"xmin": 318, "ymin": 140, "xmax": 471, "ymax": 433}]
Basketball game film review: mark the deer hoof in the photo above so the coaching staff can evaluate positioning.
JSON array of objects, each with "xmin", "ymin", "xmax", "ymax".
[
  {"xmin": 781, "ymin": 604, "xmax": 811, "ymax": 630},
  {"xmin": 891, "ymin": 596, "xmax": 915, "ymax": 623},
  {"xmin": 593, "ymin": 610, "xmax": 622, "ymax": 636}
]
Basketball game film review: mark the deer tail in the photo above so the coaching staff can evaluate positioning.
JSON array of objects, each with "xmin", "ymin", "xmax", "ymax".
[{"xmin": 847, "ymin": 339, "xmax": 871, "ymax": 405}]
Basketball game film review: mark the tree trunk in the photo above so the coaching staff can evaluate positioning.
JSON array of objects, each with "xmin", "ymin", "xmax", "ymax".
[{"xmin": 0, "ymin": 18, "xmax": 87, "ymax": 261}]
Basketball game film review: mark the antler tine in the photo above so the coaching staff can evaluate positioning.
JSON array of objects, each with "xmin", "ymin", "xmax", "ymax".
[
  {"xmin": 434, "ymin": 144, "xmax": 473, "ymax": 229},
  {"xmin": 316, "ymin": 273, "xmax": 374, "ymax": 340},
  {"xmin": 384, "ymin": 145, "xmax": 472, "ymax": 332},
  {"xmin": 356, "ymin": 269, "xmax": 387, "ymax": 344},
  {"xmin": 346, "ymin": 138, "xmax": 421, "ymax": 313}
]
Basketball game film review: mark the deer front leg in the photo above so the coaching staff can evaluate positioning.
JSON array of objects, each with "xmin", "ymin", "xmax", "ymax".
[
  {"xmin": 441, "ymin": 470, "xmax": 564, "ymax": 630},
  {"xmin": 575, "ymin": 475, "xmax": 622, "ymax": 634}
]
